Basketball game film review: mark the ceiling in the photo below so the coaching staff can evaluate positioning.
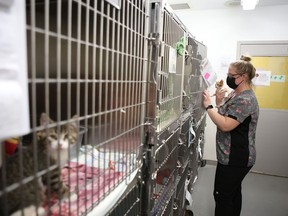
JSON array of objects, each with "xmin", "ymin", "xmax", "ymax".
[{"xmin": 166, "ymin": 0, "xmax": 288, "ymax": 10}]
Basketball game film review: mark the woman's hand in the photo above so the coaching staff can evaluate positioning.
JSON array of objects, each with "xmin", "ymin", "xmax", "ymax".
[{"xmin": 202, "ymin": 90, "xmax": 212, "ymax": 108}]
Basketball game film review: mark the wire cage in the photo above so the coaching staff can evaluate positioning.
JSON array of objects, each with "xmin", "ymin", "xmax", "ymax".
[
  {"xmin": 0, "ymin": 0, "xmax": 209, "ymax": 215},
  {"xmin": 152, "ymin": 128, "xmax": 180, "ymax": 214},
  {"xmin": 174, "ymin": 162, "xmax": 190, "ymax": 216},
  {"xmin": 183, "ymin": 36, "xmax": 208, "ymax": 114},
  {"xmin": 107, "ymin": 182, "xmax": 141, "ymax": 216},
  {"xmin": 178, "ymin": 114, "xmax": 194, "ymax": 175},
  {"xmin": 175, "ymin": 34, "xmax": 208, "ymax": 215},
  {"xmin": 141, "ymin": 1, "xmax": 192, "ymax": 215},
  {"xmin": 154, "ymin": 5, "xmax": 186, "ymax": 133},
  {"xmin": 0, "ymin": 0, "xmax": 147, "ymax": 215},
  {"xmin": 188, "ymin": 115, "xmax": 207, "ymax": 192}
]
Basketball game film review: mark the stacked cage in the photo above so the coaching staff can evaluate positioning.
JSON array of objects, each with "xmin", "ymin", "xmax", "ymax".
[
  {"xmin": 141, "ymin": 1, "xmax": 208, "ymax": 214},
  {"xmin": 0, "ymin": 0, "xmax": 208, "ymax": 216},
  {"xmin": 186, "ymin": 35, "xmax": 208, "ymax": 189},
  {"xmin": 178, "ymin": 33, "xmax": 208, "ymax": 214},
  {"xmin": 1, "ymin": 0, "xmax": 147, "ymax": 215},
  {"xmin": 141, "ymin": 1, "xmax": 191, "ymax": 215}
]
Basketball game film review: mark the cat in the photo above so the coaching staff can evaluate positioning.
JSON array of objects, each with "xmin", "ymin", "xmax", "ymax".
[
  {"xmin": 211, "ymin": 79, "xmax": 228, "ymax": 97},
  {"xmin": 0, "ymin": 113, "xmax": 78, "ymax": 216}
]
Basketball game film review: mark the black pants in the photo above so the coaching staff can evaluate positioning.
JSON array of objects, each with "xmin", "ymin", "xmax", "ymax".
[{"xmin": 214, "ymin": 162, "xmax": 252, "ymax": 216}]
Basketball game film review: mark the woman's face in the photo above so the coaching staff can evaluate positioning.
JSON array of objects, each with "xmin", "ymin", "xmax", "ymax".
[
  {"xmin": 227, "ymin": 66, "xmax": 240, "ymax": 78},
  {"xmin": 227, "ymin": 66, "xmax": 243, "ymax": 89}
]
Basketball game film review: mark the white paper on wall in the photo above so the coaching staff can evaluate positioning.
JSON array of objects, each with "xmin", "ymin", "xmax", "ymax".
[
  {"xmin": 0, "ymin": 1, "xmax": 30, "ymax": 140},
  {"xmin": 169, "ymin": 47, "xmax": 177, "ymax": 73},
  {"xmin": 252, "ymin": 70, "xmax": 271, "ymax": 86}
]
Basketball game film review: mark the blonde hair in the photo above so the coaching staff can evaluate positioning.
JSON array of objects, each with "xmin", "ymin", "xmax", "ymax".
[{"xmin": 230, "ymin": 55, "xmax": 256, "ymax": 85}]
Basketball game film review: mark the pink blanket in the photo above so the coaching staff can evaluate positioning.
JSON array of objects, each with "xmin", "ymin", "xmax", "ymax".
[{"xmin": 44, "ymin": 162, "xmax": 124, "ymax": 216}]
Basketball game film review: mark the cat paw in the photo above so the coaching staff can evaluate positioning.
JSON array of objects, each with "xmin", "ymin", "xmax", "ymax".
[{"xmin": 59, "ymin": 184, "xmax": 70, "ymax": 198}]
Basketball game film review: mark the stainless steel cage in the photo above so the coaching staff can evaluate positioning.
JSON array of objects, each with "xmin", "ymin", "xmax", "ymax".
[
  {"xmin": 142, "ymin": 1, "xmax": 192, "ymax": 215},
  {"xmin": 0, "ymin": 0, "xmax": 208, "ymax": 215},
  {"xmin": 1, "ymin": 0, "xmax": 147, "ymax": 215}
]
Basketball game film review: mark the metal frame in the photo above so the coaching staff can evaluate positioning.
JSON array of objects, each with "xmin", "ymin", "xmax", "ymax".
[{"xmin": 0, "ymin": 0, "xmax": 208, "ymax": 215}]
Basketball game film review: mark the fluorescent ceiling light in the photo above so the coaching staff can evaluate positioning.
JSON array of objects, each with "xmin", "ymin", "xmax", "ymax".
[
  {"xmin": 170, "ymin": 3, "xmax": 190, "ymax": 10},
  {"xmin": 241, "ymin": 0, "xmax": 259, "ymax": 10}
]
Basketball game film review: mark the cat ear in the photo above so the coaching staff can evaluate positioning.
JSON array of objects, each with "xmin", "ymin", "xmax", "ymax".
[
  {"xmin": 71, "ymin": 114, "xmax": 78, "ymax": 119},
  {"xmin": 40, "ymin": 113, "xmax": 54, "ymax": 126},
  {"xmin": 69, "ymin": 114, "xmax": 79, "ymax": 131}
]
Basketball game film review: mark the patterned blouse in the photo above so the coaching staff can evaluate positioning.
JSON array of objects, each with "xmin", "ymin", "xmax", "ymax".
[{"xmin": 217, "ymin": 89, "xmax": 259, "ymax": 167}]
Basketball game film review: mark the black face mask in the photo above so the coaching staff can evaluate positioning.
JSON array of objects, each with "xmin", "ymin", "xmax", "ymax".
[{"xmin": 226, "ymin": 76, "xmax": 240, "ymax": 89}]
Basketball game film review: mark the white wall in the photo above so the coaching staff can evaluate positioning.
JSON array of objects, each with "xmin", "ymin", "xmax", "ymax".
[{"xmin": 174, "ymin": 5, "xmax": 288, "ymax": 161}]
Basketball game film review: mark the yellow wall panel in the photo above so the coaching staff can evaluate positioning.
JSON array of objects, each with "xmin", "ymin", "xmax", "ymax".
[{"xmin": 252, "ymin": 57, "xmax": 288, "ymax": 110}]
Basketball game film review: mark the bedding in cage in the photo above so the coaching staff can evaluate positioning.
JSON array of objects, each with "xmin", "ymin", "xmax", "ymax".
[
  {"xmin": 49, "ymin": 130, "xmax": 140, "ymax": 216},
  {"xmin": 47, "ymin": 149, "xmax": 137, "ymax": 215},
  {"xmin": 0, "ymin": 130, "xmax": 139, "ymax": 216}
]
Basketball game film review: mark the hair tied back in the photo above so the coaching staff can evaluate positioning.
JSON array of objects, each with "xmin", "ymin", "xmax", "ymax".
[{"xmin": 240, "ymin": 55, "xmax": 252, "ymax": 62}]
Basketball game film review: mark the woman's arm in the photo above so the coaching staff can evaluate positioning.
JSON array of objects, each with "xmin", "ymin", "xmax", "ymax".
[
  {"xmin": 206, "ymin": 108, "xmax": 240, "ymax": 132},
  {"xmin": 203, "ymin": 90, "xmax": 240, "ymax": 132}
]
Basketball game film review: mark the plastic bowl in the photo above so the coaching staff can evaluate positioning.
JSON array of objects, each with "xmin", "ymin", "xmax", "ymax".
[{"xmin": 70, "ymin": 126, "xmax": 88, "ymax": 158}]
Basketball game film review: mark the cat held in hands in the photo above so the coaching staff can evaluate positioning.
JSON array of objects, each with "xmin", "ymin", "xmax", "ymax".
[{"xmin": 211, "ymin": 79, "xmax": 228, "ymax": 97}]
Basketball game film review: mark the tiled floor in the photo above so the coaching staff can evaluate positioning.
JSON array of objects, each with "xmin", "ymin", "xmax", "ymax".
[{"xmin": 191, "ymin": 164, "xmax": 288, "ymax": 216}]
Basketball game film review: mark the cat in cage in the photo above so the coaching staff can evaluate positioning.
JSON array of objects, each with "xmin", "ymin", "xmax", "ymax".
[{"xmin": 0, "ymin": 113, "xmax": 79, "ymax": 216}]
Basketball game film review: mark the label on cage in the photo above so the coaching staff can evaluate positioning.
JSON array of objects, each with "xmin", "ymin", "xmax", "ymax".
[
  {"xmin": 0, "ymin": 1, "xmax": 29, "ymax": 139},
  {"xmin": 169, "ymin": 47, "xmax": 177, "ymax": 73},
  {"xmin": 200, "ymin": 58, "xmax": 217, "ymax": 87}
]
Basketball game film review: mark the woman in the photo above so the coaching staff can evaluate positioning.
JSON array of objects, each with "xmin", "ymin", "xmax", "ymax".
[{"xmin": 202, "ymin": 55, "xmax": 259, "ymax": 216}]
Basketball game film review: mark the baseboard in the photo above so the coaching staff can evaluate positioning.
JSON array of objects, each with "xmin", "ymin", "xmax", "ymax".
[{"xmin": 205, "ymin": 159, "xmax": 217, "ymax": 166}]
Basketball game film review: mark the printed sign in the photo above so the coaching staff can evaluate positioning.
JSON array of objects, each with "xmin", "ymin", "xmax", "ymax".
[
  {"xmin": 252, "ymin": 70, "xmax": 271, "ymax": 86},
  {"xmin": 271, "ymin": 75, "xmax": 286, "ymax": 83}
]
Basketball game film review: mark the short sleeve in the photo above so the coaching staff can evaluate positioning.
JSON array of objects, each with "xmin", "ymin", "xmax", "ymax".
[{"xmin": 226, "ymin": 95, "xmax": 256, "ymax": 123}]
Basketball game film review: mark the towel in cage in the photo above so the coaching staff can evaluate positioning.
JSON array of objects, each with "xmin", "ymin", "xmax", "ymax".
[
  {"xmin": 43, "ymin": 162, "xmax": 123, "ymax": 216},
  {"xmin": 78, "ymin": 145, "xmax": 137, "ymax": 172},
  {"xmin": 43, "ymin": 146, "xmax": 137, "ymax": 216}
]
